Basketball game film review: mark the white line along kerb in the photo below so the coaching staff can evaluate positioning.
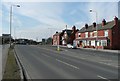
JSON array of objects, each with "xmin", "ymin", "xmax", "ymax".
[{"xmin": 97, "ymin": 75, "xmax": 111, "ymax": 81}]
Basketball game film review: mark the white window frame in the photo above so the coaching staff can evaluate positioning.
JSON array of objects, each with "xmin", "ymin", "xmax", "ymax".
[
  {"xmin": 101, "ymin": 40, "xmax": 107, "ymax": 46},
  {"xmin": 85, "ymin": 32, "xmax": 88, "ymax": 38},
  {"xmin": 78, "ymin": 33, "xmax": 81, "ymax": 38},
  {"xmin": 104, "ymin": 30, "xmax": 108, "ymax": 37},
  {"xmin": 94, "ymin": 31, "xmax": 97, "ymax": 37},
  {"xmin": 90, "ymin": 32, "xmax": 93, "ymax": 37}
]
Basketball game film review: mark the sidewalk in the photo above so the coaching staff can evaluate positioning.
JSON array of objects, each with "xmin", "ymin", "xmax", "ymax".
[
  {"xmin": 53, "ymin": 45, "xmax": 120, "ymax": 54},
  {"xmin": 78, "ymin": 47, "xmax": 119, "ymax": 54}
]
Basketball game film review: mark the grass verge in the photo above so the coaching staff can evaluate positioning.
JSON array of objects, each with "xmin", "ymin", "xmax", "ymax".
[{"xmin": 3, "ymin": 46, "xmax": 21, "ymax": 80}]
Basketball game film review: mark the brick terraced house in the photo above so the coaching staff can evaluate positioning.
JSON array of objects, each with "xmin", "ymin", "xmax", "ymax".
[
  {"xmin": 52, "ymin": 32, "xmax": 62, "ymax": 45},
  {"xmin": 52, "ymin": 26, "xmax": 78, "ymax": 46},
  {"xmin": 75, "ymin": 16, "xmax": 120, "ymax": 49}
]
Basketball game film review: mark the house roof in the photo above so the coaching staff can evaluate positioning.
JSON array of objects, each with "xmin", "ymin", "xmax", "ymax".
[
  {"xmin": 63, "ymin": 29, "xmax": 72, "ymax": 37},
  {"xmin": 78, "ymin": 20, "xmax": 120, "ymax": 33},
  {"xmin": 53, "ymin": 32, "xmax": 62, "ymax": 36}
]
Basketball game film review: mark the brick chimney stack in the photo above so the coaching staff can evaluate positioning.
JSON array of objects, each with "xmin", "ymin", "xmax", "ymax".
[
  {"xmin": 102, "ymin": 19, "xmax": 106, "ymax": 27},
  {"xmin": 114, "ymin": 16, "xmax": 118, "ymax": 25},
  {"xmin": 85, "ymin": 24, "xmax": 88, "ymax": 29},
  {"xmin": 93, "ymin": 22, "xmax": 96, "ymax": 27},
  {"xmin": 72, "ymin": 25, "xmax": 76, "ymax": 32}
]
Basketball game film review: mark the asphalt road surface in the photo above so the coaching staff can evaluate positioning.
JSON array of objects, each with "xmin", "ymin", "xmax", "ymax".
[{"xmin": 15, "ymin": 45, "xmax": 118, "ymax": 80}]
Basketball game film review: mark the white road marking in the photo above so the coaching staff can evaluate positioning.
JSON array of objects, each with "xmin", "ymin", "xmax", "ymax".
[
  {"xmin": 80, "ymin": 58, "xmax": 86, "ymax": 59},
  {"xmin": 101, "ymin": 60, "xmax": 112, "ymax": 61},
  {"xmin": 42, "ymin": 54, "xmax": 51, "ymax": 58},
  {"xmin": 35, "ymin": 46, "xmax": 118, "ymax": 68},
  {"xmin": 65, "ymin": 50, "xmax": 68, "ymax": 51},
  {"xmin": 56, "ymin": 59, "xmax": 79, "ymax": 69},
  {"xmin": 97, "ymin": 75, "xmax": 111, "ymax": 81},
  {"xmin": 99, "ymin": 62, "xmax": 111, "ymax": 66},
  {"xmin": 99, "ymin": 62, "xmax": 119, "ymax": 68}
]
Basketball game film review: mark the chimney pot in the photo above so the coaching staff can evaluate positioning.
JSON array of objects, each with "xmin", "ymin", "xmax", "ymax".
[
  {"xmin": 93, "ymin": 22, "xmax": 96, "ymax": 27},
  {"xmin": 56, "ymin": 31, "xmax": 58, "ymax": 33},
  {"xmin": 72, "ymin": 25, "xmax": 76, "ymax": 32},
  {"xmin": 114, "ymin": 16, "xmax": 118, "ymax": 25},
  {"xmin": 102, "ymin": 19, "xmax": 106, "ymax": 26},
  {"xmin": 85, "ymin": 24, "xmax": 88, "ymax": 29}
]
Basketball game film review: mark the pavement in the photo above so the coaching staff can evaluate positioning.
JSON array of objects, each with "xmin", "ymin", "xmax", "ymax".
[
  {"xmin": 56, "ymin": 45, "xmax": 120, "ymax": 54},
  {"xmin": 0, "ymin": 45, "xmax": 2, "ymax": 80},
  {"xmin": 1, "ymin": 44, "xmax": 10, "ymax": 80},
  {"xmin": 14, "ymin": 45, "xmax": 118, "ymax": 80}
]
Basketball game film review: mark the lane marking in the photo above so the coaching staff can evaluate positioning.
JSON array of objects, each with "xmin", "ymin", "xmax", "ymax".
[
  {"xmin": 34, "ymin": 46, "xmax": 118, "ymax": 68},
  {"xmin": 99, "ymin": 62, "xmax": 111, "ymax": 65},
  {"xmin": 80, "ymin": 58, "xmax": 86, "ymax": 59},
  {"xmin": 99, "ymin": 62, "xmax": 119, "ymax": 68},
  {"xmin": 101, "ymin": 60, "xmax": 112, "ymax": 62},
  {"xmin": 42, "ymin": 54, "xmax": 51, "ymax": 58},
  {"xmin": 97, "ymin": 75, "xmax": 111, "ymax": 81},
  {"xmin": 56, "ymin": 59, "xmax": 79, "ymax": 69}
]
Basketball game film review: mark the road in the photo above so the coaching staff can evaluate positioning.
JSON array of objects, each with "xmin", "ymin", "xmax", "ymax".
[{"xmin": 15, "ymin": 45, "xmax": 118, "ymax": 80}]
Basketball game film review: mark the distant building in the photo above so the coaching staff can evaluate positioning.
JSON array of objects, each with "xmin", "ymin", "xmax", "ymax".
[
  {"xmin": 52, "ymin": 26, "xmax": 78, "ymax": 46},
  {"xmin": 2, "ymin": 34, "xmax": 11, "ymax": 44},
  {"xmin": 75, "ymin": 16, "xmax": 120, "ymax": 50},
  {"xmin": 42, "ymin": 39, "xmax": 47, "ymax": 45},
  {"xmin": 52, "ymin": 32, "xmax": 62, "ymax": 45}
]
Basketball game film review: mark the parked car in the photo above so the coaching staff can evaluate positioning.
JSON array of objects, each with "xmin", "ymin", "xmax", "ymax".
[{"xmin": 67, "ymin": 44, "xmax": 76, "ymax": 49}]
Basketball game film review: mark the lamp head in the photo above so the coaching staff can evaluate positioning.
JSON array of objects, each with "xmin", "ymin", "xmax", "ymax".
[
  {"xmin": 90, "ymin": 10, "xmax": 92, "ymax": 12},
  {"xmin": 16, "ymin": 5, "xmax": 20, "ymax": 7}
]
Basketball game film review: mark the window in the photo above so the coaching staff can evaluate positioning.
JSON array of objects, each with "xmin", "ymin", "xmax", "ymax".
[
  {"xmin": 85, "ymin": 32, "xmax": 88, "ymax": 38},
  {"xmin": 94, "ymin": 31, "xmax": 97, "ymax": 37},
  {"xmin": 78, "ymin": 33, "xmax": 81, "ymax": 38},
  {"xmin": 90, "ymin": 32, "xmax": 93, "ymax": 37},
  {"xmin": 101, "ymin": 40, "xmax": 107, "ymax": 46},
  {"xmin": 104, "ymin": 30, "xmax": 108, "ymax": 37}
]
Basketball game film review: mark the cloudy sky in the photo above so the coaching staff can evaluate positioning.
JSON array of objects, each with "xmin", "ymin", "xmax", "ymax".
[{"xmin": 1, "ymin": 0, "xmax": 119, "ymax": 41}]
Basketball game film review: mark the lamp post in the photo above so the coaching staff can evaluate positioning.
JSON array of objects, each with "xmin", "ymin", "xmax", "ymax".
[
  {"xmin": 9, "ymin": 4, "xmax": 20, "ymax": 47},
  {"xmin": 90, "ymin": 9, "xmax": 98, "ymax": 49}
]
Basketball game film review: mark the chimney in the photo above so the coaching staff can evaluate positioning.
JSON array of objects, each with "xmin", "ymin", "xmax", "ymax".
[
  {"xmin": 56, "ymin": 31, "xmax": 58, "ymax": 33},
  {"xmin": 85, "ymin": 24, "xmax": 88, "ymax": 29},
  {"xmin": 72, "ymin": 25, "xmax": 76, "ymax": 32},
  {"xmin": 114, "ymin": 16, "xmax": 118, "ymax": 25},
  {"xmin": 93, "ymin": 22, "xmax": 96, "ymax": 27},
  {"xmin": 102, "ymin": 19, "xmax": 106, "ymax": 26}
]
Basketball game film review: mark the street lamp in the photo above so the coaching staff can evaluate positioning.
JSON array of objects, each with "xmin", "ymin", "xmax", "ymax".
[
  {"xmin": 90, "ymin": 9, "xmax": 98, "ymax": 49},
  {"xmin": 9, "ymin": 4, "xmax": 20, "ymax": 47}
]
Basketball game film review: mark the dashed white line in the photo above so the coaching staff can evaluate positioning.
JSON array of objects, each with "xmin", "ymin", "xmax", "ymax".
[
  {"xmin": 97, "ymin": 75, "xmax": 111, "ymax": 81},
  {"xmin": 42, "ymin": 54, "xmax": 51, "ymax": 58},
  {"xmin": 99, "ymin": 62, "xmax": 111, "ymax": 65},
  {"xmin": 56, "ymin": 59, "xmax": 79, "ymax": 69},
  {"xmin": 80, "ymin": 58, "xmax": 86, "ymax": 59}
]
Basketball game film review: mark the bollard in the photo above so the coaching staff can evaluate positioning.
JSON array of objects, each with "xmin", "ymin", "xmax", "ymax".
[{"xmin": 57, "ymin": 45, "xmax": 60, "ymax": 51}]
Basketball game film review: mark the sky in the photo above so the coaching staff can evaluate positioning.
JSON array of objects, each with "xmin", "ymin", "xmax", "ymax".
[{"xmin": 1, "ymin": 0, "xmax": 119, "ymax": 41}]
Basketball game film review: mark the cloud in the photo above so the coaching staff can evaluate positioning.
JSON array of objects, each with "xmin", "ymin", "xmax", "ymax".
[
  {"xmin": 2, "ymin": 0, "xmax": 120, "ymax": 2},
  {"xmin": 88, "ymin": 2, "xmax": 118, "ymax": 24},
  {"xmin": 16, "ymin": 24, "xmax": 59, "ymax": 41},
  {"xmin": 118, "ymin": 1, "xmax": 120, "ymax": 18},
  {"xmin": 2, "ymin": 2, "xmax": 119, "ymax": 41},
  {"xmin": 2, "ymin": 2, "xmax": 68, "ymax": 40}
]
